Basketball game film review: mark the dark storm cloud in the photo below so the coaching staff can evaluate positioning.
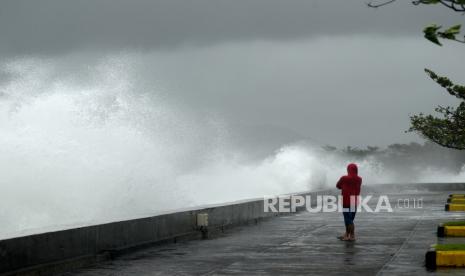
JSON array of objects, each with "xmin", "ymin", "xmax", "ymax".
[
  {"xmin": 1, "ymin": 0, "xmax": 464, "ymax": 150},
  {"xmin": 0, "ymin": 0, "xmax": 461, "ymax": 57}
]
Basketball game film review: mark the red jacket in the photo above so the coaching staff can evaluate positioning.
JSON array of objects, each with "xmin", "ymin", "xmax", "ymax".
[{"xmin": 336, "ymin": 163, "xmax": 362, "ymax": 208}]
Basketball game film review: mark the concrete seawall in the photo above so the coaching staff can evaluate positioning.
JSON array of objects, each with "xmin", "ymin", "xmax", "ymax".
[
  {"xmin": 363, "ymin": 182, "xmax": 465, "ymax": 193},
  {"xmin": 1, "ymin": 183, "xmax": 464, "ymax": 275},
  {"xmin": 0, "ymin": 190, "xmax": 329, "ymax": 275}
]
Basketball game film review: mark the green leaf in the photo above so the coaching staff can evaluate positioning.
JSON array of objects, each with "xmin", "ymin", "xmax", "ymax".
[
  {"xmin": 444, "ymin": 25, "xmax": 461, "ymax": 35},
  {"xmin": 423, "ymin": 24, "xmax": 442, "ymax": 45},
  {"xmin": 439, "ymin": 32, "xmax": 456, "ymax": 40},
  {"xmin": 421, "ymin": 0, "xmax": 440, "ymax": 3},
  {"xmin": 437, "ymin": 25, "xmax": 462, "ymax": 41}
]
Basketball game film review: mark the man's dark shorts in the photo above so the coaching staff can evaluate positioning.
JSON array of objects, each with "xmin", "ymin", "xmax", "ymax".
[{"xmin": 343, "ymin": 211, "xmax": 356, "ymax": 226}]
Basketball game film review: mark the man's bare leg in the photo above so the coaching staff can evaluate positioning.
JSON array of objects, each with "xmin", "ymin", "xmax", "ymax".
[
  {"xmin": 348, "ymin": 224, "xmax": 355, "ymax": 240},
  {"xmin": 340, "ymin": 225, "xmax": 349, "ymax": 240}
]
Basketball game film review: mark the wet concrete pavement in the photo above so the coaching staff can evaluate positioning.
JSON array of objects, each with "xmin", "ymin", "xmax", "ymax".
[{"xmin": 65, "ymin": 190, "xmax": 465, "ymax": 275}]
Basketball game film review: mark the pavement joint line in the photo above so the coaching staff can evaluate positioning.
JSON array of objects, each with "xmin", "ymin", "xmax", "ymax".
[
  {"xmin": 201, "ymin": 221, "xmax": 328, "ymax": 276},
  {"xmin": 375, "ymin": 209, "xmax": 425, "ymax": 275},
  {"xmin": 307, "ymin": 224, "xmax": 328, "ymax": 234}
]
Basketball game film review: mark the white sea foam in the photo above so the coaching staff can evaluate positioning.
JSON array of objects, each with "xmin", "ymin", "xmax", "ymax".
[{"xmin": 0, "ymin": 55, "xmax": 462, "ymax": 239}]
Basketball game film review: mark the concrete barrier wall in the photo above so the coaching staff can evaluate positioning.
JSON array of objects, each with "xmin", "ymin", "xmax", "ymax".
[
  {"xmin": 0, "ymin": 191, "xmax": 313, "ymax": 274},
  {"xmin": 365, "ymin": 182, "xmax": 465, "ymax": 193},
  {"xmin": 1, "ymin": 183, "xmax": 464, "ymax": 274}
]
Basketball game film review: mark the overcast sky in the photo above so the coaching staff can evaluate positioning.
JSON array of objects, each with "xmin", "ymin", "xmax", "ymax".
[{"xmin": 1, "ymin": 0, "xmax": 465, "ymax": 150}]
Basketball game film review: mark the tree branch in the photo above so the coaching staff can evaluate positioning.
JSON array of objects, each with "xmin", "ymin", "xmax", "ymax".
[
  {"xmin": 449, "ymin": 37, "xmax": 465, "ymax": 43},
  {"xmin": 367, "ymin": 0, "xmax": 397, "ymax": 8},
  {"xmin": 438, "ymin": 0, "xmax": 465, "ymax": 12},
  {"xmin": 372, "ymin": 0, "xmax": 465, "ymax": 11}
]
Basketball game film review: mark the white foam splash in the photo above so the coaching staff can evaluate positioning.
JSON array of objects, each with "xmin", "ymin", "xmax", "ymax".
[{"xmin": 0, "ymin": 55, "xmax": 461, "ymax": 239}]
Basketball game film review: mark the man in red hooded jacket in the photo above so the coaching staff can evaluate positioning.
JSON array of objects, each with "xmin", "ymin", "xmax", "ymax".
[{"xmin": 336, "ymin": 163, "xmax": 362, "ymax": 241}]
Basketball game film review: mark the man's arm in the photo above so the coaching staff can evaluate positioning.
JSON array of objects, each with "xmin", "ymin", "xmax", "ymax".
[{"xmin": 336, "ymin": 177, "xmax": 343, "ymax": 190}]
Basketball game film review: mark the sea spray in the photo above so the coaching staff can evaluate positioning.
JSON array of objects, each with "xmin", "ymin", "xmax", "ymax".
[{"xmin": 0, "ymin": 56, "xmax": 462, "ymax": 239}]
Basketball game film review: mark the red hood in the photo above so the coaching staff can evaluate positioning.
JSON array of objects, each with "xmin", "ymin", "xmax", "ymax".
[{"xmin": 347, "ymin": 163, "xmax": 358, "ymax": 176}]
